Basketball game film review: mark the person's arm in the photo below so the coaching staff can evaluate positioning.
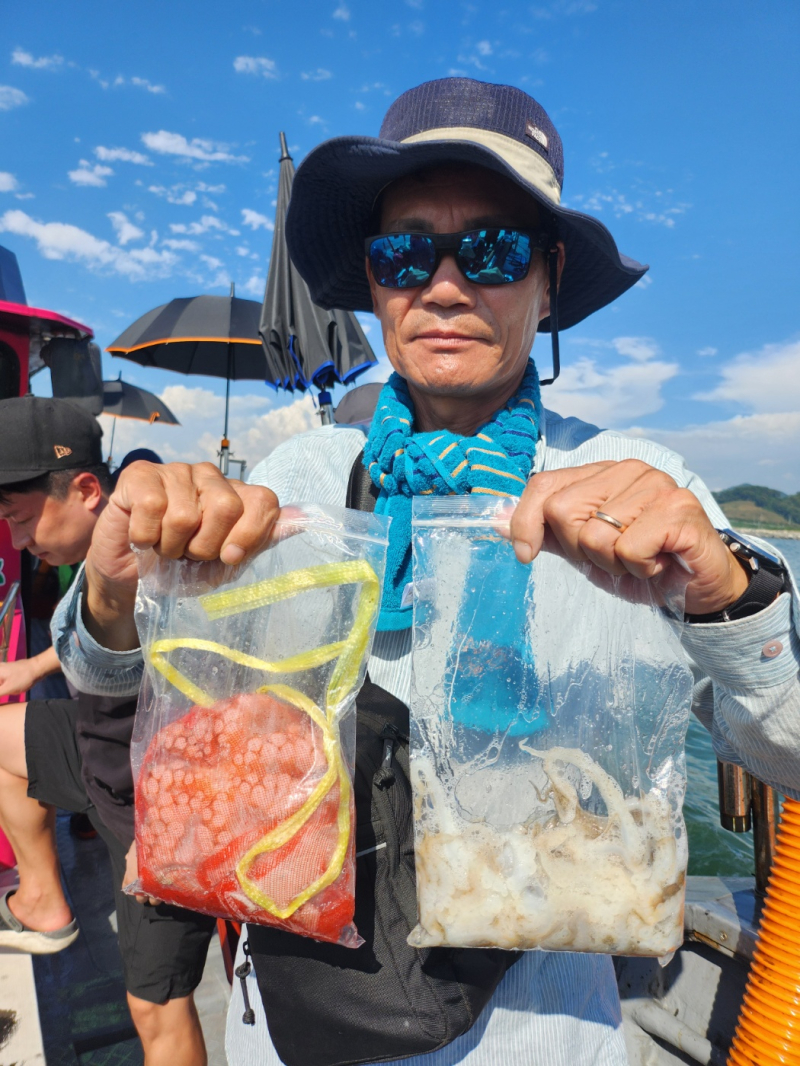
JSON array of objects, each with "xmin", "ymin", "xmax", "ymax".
[{"xmin": 0, "ymin": 645, "xmax": 61, "ymax": 697}]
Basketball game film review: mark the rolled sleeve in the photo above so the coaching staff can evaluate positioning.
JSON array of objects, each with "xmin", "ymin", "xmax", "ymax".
[
  {"xmin": 51, "ymin": 565, "xmax": 143, "ymax": 698},
  {"xmin": 682, "ymin": 591, "xmax": 800, "ymax": 799}
]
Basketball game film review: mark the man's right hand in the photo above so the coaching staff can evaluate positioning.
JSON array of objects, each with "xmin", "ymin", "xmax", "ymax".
[{"xmin": 83, "ymin": 461, "xmax": 281, "ymax": 651}]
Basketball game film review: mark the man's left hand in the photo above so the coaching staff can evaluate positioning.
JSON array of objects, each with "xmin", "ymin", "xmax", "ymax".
[{"xmin": 508, "ymin": 459, "xmax": 749, "ymax": 616}]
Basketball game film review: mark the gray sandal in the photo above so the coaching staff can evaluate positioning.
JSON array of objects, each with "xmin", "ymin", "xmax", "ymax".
[{"xmin": 0, "ymin": 889, "xmax": 79, "ymax": 954}]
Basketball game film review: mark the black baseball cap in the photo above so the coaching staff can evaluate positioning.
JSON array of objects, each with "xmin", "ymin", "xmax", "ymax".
[{"xmin": 0, "ymin": 396, "xmax": 104, "ymax": 487}]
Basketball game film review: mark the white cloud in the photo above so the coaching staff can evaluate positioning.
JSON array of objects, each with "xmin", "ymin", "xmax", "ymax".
[
  {"xmin": 169, "ymin": 214, "xmax": 231, "ymax": 236},
  {"xmin": 108, "ymin": 211, "xmax": 144, "ymax": 246},
  {"xmin": 130, "ymin": 76, "xmax": 166, "ymax": 94},
  {"xmin": 141, "ymin": 130, "xmax": 249, "ymax": 164},
  {"xmin": 242, "ymin": 273, "xmax": 265, "ymax": 295},
  {"xmin": 696, "ymin": 346, "xmax": 718, "ymax": 358},
  {"xmin": 68, "ymin": 160, "xmax": 114, "ymax": 187},
  {"xmin": 332, "ymin": 3, "xmax": 351, "ymax": 19},
  {"xmin": 233, "ymin": 56, "xmax": 278, "ymax": 79},
  {"xmin": 0, "ymin": 86, "xmax": 29, "ymax": 111},
  {"xmin": 567, "ymin": 188, "xmax": 690, "ymax": 228},
  {"xmin": 308, "ymin": 115, "xmax": 325, "ymax": 126},
  {"xmin": 628, "ymin": 413, "xmax": 800, "ymax": 493},
  {"xmin": 545, "ymin": 350, "xmax": 679, "ymax": 428},
  {"xmin": 301, "ymin": 68, "xmax": 333, "ymax": 81},
  {"xmin": 0, "ymin": 173, "xmax": 18, "ymax": 193},
  {"xmin": 476, "ymin": 40, "xmax": 493, "ymax": 55},
  {"xmin": 0, "ymin": 209, "xmax": 177, "ymax": 280},
  {"xmin": 149, "ymin": 184, "xmax": 197, "ymax": 205},
  {"xmin": 95, "ymin": 145, "xmax": 152, "ymax": 165},
  {"xmin": 694, "ymin": 338, "xmax": 800, "ymax": 414},
  {"xmin": 241, "ymin": 208, "xmax": 273, "ymax": 231},
  {"xmin": 161, "ymin": 238, "xmax": 200, "ymax": 251},
  {"xmin": 611, "ymin": 336, "xmax": 660, "ymax": 362},
  {"xmin": 100, "ymin": 386, "xmax": 317, "ymax": 468},
  {"xmin": 11, "ymin": 48, "xmax": 63, "ymax": 70}
]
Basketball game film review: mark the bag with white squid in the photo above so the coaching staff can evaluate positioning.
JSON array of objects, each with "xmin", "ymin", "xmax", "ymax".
[
  {"xmin": 127, "ymin": 504, "xmax": 389, "ymax": 947},
  {"xmin": 408, "ymin": 496, "xmax": 692, "ymax": 956}
]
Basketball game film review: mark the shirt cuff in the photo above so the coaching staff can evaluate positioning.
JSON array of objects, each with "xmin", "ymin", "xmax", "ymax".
[
  {"xmin": 72, "ymin": 588, "xmax": 143, "ymax": 670},
  {"xmin": 680, "ymin": 591, "xmax": 798, "ymax": 689}
]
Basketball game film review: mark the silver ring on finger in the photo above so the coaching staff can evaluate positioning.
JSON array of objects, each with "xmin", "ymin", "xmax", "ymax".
[{"xmin": 589, "ymin": 510, "xmax": 628, "ymax": 533}]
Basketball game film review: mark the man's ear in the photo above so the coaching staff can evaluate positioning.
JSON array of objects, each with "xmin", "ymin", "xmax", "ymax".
[
  {"xmin": 538, "ymin": 241, "xmax": 566, "ymax": 324},
  {"xmin": 72, "ymin": 471, "xmax": 104, "ymax": 512}
]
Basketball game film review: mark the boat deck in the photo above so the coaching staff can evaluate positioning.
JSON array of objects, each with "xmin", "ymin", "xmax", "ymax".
[{"xmin": 0, "ymin": 812, "xmax": 231, "ymax": 1065}]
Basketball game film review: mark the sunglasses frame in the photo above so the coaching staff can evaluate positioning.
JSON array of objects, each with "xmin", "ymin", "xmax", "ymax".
[{"xmin": 365, "ymin": 228, "xmax": 553, "ymax": 289}]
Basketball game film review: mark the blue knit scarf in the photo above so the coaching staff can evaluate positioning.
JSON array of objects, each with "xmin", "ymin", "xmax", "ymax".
[{"xmin": 363, "ymin": 359, "xmax": 542, "ymax": 631}]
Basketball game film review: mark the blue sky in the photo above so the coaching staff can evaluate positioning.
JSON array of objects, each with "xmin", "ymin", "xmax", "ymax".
[{"xmin": 1, "ymin": 0, "xmax": 798, "ymax": 489}]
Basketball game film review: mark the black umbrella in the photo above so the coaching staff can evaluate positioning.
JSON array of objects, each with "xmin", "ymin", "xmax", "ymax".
[
  {"xmin": 106, "ymin": 289, "xmax": 263, "ymax": 472},
  {"xmin": 102, "ymin": 376, "xmax": 180, "ymax": 468},
  {"xmin": 260, "ymin": 132, "xmax": 377, "ymax": 421}
]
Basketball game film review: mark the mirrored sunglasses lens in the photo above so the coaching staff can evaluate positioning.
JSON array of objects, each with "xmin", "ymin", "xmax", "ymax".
[
  {"xmin": 459, "ymin": 229, "xmax": 532, "ymax": 284},
  {"xmin": 369, "ymin": 235, "xmax": 436, "ymax": 288}
]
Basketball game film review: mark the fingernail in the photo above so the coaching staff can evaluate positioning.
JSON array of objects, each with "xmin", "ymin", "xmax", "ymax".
[
  {"xmin": 513, "ymin": 540, "xmax": 533, "ymax": 565},
  {"xmin": 221, "ymin": 544, "xmax": 245, "ymax": 566}
]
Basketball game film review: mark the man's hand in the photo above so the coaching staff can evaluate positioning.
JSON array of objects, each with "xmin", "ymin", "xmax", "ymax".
[
  {"xmin": 123, "ymin": 843, "xmax": 160, "ymax": 906},
  {"xmin": 0, "ymin": 646, "xmax": 61, "ymax": 697},
  {"xmin": 83, "ymin": 461, "xmax": 281, "ymax": 650},
  {"xmin": 508, "ymin": 459, "xmax": 749, "ymax": 616}
]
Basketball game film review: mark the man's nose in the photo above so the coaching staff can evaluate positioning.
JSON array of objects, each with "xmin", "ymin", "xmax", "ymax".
[
  {"xmin": 8, "ymin": 525, "xmax": 30, "ymax": 551},
  {"xmin": 421, "ymin": 254, "xmax": 475, "ymax": 308}
]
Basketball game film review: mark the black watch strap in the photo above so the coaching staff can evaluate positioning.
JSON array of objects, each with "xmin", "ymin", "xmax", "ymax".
[{"xmin": 685, "ymin": 530, "xmax": 787, "ymax": 624}]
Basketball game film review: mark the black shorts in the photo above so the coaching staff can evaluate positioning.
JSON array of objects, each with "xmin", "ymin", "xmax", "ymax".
[{"xmin": 25, "ymin": 698, "xmax": 216, "ymax": 1004}]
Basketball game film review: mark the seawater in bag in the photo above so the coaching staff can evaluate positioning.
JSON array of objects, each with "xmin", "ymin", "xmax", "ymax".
[
  {"xmin": 409, "ymin": 496, "xmax": 693, "ymax": 956},
  {"xmin": 127, "ymin": 504, "xmax": 389, "ymax": 947}
]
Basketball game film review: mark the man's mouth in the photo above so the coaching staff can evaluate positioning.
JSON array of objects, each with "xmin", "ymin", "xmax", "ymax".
[{"xmin": 414, "ymin": 330, "xmax": 482, "ymax": 345}]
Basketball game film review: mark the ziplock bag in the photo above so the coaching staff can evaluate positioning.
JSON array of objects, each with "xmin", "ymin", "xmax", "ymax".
[
  {"xmin": 408, "ymin": 496, "xmax": 693, "ymax": 956},
  {"xmin": 128, "ymin": 504, "xmax": 389, "ymax": 947}
]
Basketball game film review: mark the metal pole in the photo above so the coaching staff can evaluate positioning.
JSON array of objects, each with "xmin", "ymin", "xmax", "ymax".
[
  {"xmin": 279, "ymin": 131, "xmax": 291, "ymax": 161},
  {"xmin": 717, "ymin": 760, "xmax": 752, "ymax": 833},
  {"xmin": 752, "ymin": 779, "xmax": 780, "ymax": 897},
  {"xmin": 107, "ymin": 418, "xmax": 117, "ymax": 469}
]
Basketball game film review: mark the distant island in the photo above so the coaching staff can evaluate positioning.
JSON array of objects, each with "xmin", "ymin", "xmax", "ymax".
[{"xmin": 713, "ymin": 484, "xmax": 800, "ymax": 538}]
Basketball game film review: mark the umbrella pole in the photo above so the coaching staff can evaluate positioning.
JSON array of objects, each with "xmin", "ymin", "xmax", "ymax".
[
  {"xmin": 219, "ymin": 342, "xmax": 232, "ymax": 476},
  {"xmin": 107, "ymin": 418, "xmax": 117, "ymax": 470}
]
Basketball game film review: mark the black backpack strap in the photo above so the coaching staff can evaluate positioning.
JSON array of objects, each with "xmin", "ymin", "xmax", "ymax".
[{"xmin": 345, "ymin": 449, "xmax": 379, "ymax": 513}]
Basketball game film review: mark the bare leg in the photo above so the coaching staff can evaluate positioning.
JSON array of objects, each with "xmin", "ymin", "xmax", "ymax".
[
  {"xmin": 127, "ymin": 992, "xmax": 207, "ymax": 1066},
  {"xmin": 0, "ymin": 702, "xmax": 72, "ymax": 931}
]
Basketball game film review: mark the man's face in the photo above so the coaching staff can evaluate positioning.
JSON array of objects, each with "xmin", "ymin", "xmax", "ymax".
[
  {"xmin": 367, "ymin": 164, "xmax": 552, "ymax": 405},
  {"xmin": 0, "ymin": 477, "xmax": 102, "ymax": 565}
]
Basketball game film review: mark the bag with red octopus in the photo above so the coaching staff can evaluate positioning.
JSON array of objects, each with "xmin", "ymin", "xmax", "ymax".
[{"xmin": 126, "ymin": 504, "xmax": 389, "ymax": 947}]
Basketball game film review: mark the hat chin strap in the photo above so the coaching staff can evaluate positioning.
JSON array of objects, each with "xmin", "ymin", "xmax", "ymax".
[{"xmin": 539, "ymin": 246, "xmax": 560, "ymax": 386}]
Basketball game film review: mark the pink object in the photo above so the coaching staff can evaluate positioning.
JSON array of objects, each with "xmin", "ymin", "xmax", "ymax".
[{"xmin": 0, "ymin": 827, "xmax": 14, "ymax": 870}]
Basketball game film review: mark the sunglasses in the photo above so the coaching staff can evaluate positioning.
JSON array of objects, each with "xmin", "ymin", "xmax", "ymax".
[{"xmin": 365, "ymin": 228, "xmax": 552, "ymax": 289}]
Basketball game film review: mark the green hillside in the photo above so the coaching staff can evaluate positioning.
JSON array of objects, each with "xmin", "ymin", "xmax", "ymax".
[{"xmin": 713, "ymin": 484, "xmax": 800, "ymax": 530}]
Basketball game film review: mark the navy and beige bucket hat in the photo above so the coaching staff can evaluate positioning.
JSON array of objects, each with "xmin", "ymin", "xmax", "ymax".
[{"xmin": 286, "ymin": 77, "xmax": 647, "ymax": 340}]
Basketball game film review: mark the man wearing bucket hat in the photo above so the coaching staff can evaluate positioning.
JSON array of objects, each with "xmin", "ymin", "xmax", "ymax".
[{"xmin": 54, "ymin": 78, "xmax": 798, "ymax": 1066}]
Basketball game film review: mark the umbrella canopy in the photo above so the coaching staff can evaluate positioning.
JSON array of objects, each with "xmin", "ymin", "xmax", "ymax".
[
  {"xmin": 260, "ymin": 133, "xmax": 377, "ymax": 394},
  {"xmin": 101, "ymin": 376, "xmax": 179, "ymax": 469},
  {"xmin": 106, "ymin": 291, "xmax": 264, "ymax": 471},
  {"xmin": 107, "ymin": 294, "xmax": 264, "ymax": 379},
  {"xmin": 103, "ymin": 377, "xmax": 179, "ymax": 425}
]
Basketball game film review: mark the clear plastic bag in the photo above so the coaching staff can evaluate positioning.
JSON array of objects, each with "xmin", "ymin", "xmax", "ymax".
[
  {"xmin": 409, "ymin": 496, "xmax": 693, "ymax": 956},
  {"xmin": 128, "ymin": 504, "xmax": 389, "ymax": 947}
]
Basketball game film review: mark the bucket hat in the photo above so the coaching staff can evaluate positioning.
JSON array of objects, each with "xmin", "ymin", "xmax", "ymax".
[{"xmin": 286, "ymin": 77, "xmax": 648, "ymax": 372}]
